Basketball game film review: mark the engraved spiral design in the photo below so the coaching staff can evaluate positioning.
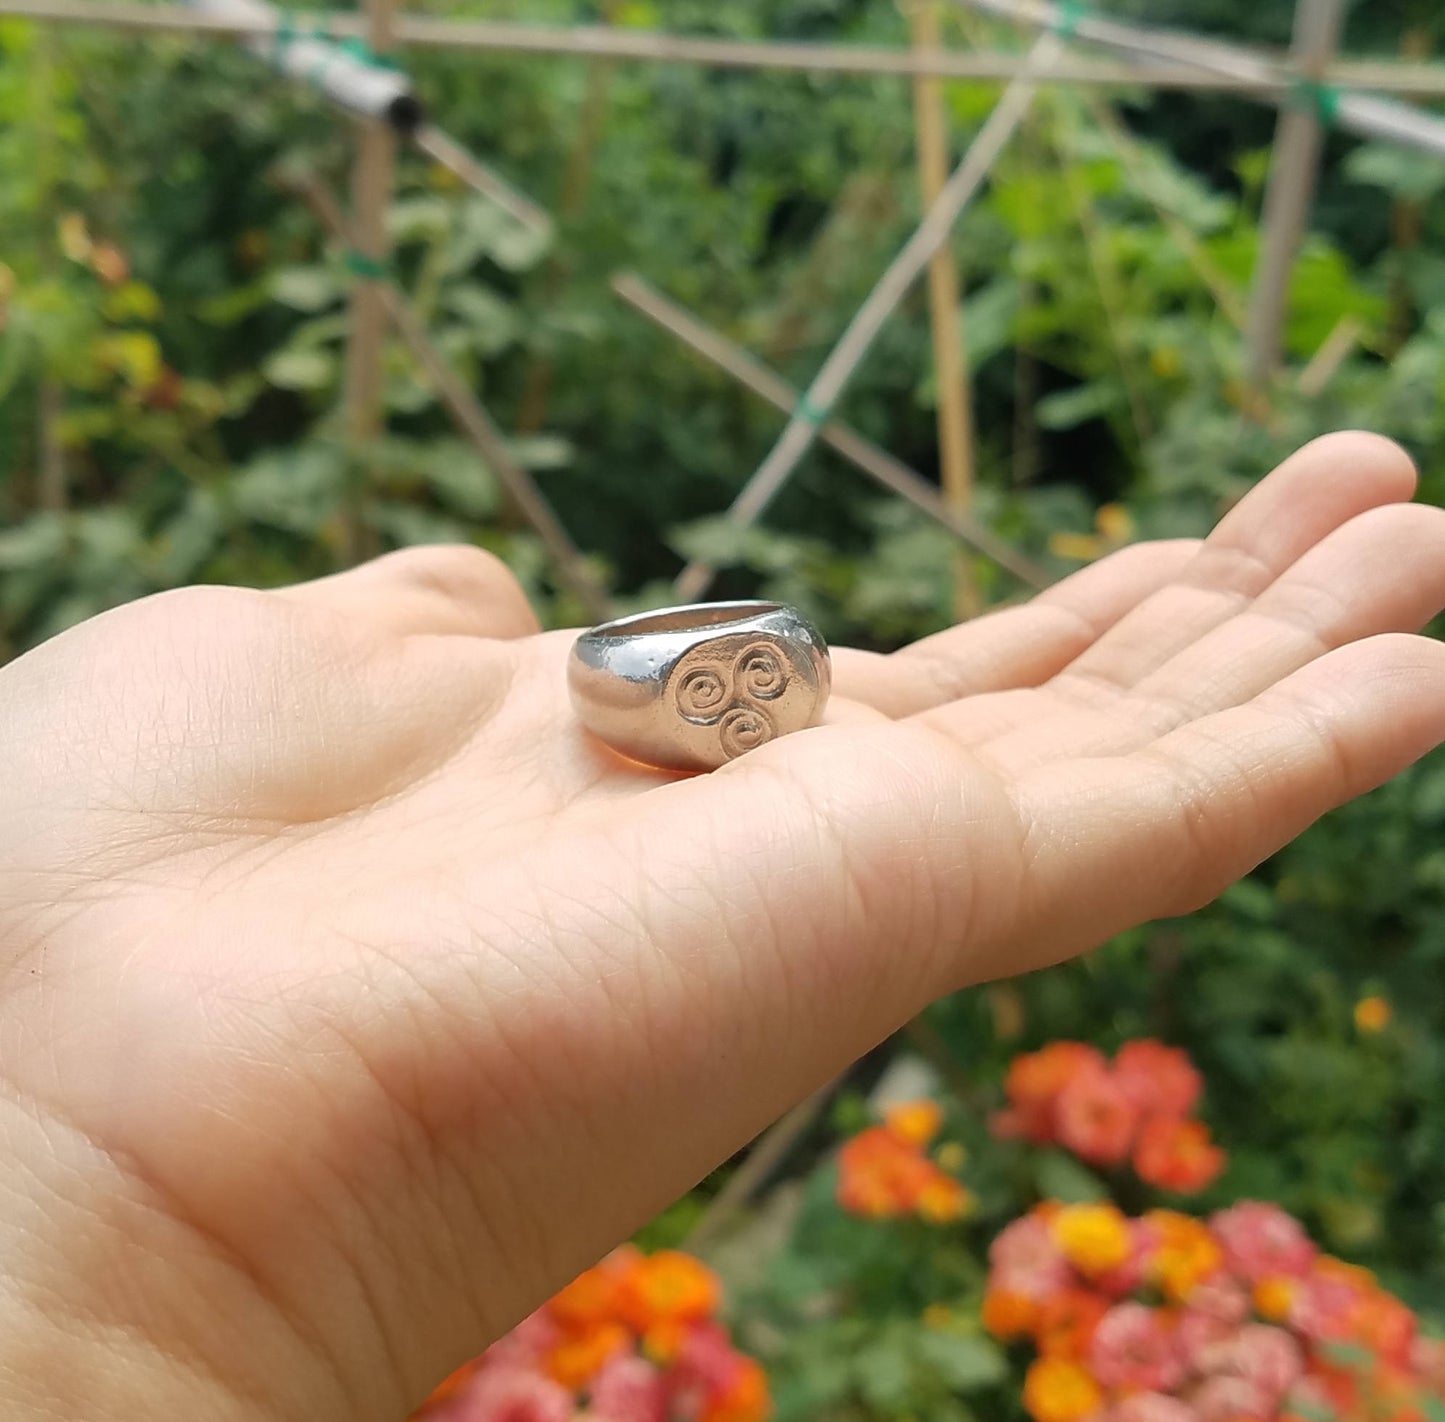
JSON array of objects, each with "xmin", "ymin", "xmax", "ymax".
[
  {"xmin": 737, "ymin": 644, "xmax": 786, "ymax": 700},
  {"xmin": 672, "ymin": 637, "xmax": 798, "ymax": 760},
  {"xmin": 718, "ymin": 706, "xmax": 773, "ymax": 759},
  {"xmin": 676, "ymin": 667, "xmax": 729, "ymax": 720}
]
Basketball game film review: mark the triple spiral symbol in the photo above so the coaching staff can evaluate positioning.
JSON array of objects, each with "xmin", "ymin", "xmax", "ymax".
[{"xmin": 675, "ymin": 641, "xmax": 790, "ymax": 761}]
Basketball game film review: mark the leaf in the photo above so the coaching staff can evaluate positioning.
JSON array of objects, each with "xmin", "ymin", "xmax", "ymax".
[
  {"xmin": 419, "ymin": 440, "xmax": 499, "ymax": 518},
  {"xmin": 1415, "ymin": 761, "xmax": 1445, "ymax": 823},
  {"xmin": 1222, "ymin": 879, "xmax": 1276, "ymax": 923},
  {"xmin": 962, "ymin": 279, "xmax": 1019, "ymax": 369},
  {"xmin": 1036, "ymin": 380, "xmax": 1119, "ymax": 431},
  {"xmin": 1345, "ymin": 143, "xmax": 1445, "ymax": 204},
  {"xmin": 489, "ymin": 220, "xmax": 550, "ymax": 273},
  {"xmin": 231, "ymin": 446, "xmax": 347, "ymax": 534},
  {"xmin": 1419, "ymin": 1392, "xmax": 1445, "ymax": 1422},
  {"xmin": 270, "ymin": 265, "xmax": 340, "ymax": 314},
  {"xmin": 853, "ymin": 1336, "xmax": 914, "ymax": 1414},
  {"xmin": 915, "ymin": 1331, "xmax": 1007, "ymax": 1393},
  {"xmin": 1283, "ymin": 1392, "xmax": 1337, "ymax": 1422},
  {"xmin": 444, "ymin": 285, "xmax": 519, "ymax": 354},
  {"xmin": 262, "ymin": 347, "xmax": 335, "ymax": 391},
  {"xmin": 1034, "ymin": 1150, "xmax": 1108, "ymax": 1203},
  {"xmin": 387, "ymin": 196, "xmax": 452, "ymax": 243},
  {"xmin": 508, "ymin": 434, "xmax": 572, "ymax": 471},
  {"xmin": 91, "ymin": 330, "xmax": 162, "ymax": 388},
  {"xmin": 1318, "ymin": 1340, "xmax": 1374, "ymax": 1370},
  {"xmin": 0, "ymin": 514, "xmax": 67, "ymax": 571},
  {"xmin": 102, "ymin": 280, "xmax": 161, "ymax": 323}
]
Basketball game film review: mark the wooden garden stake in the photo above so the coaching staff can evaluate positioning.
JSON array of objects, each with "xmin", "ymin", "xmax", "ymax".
[
  {"xmin": 612, "ymin": 274, "xmax": 1049, "ymax": 589},
  {"xmin": 340, "ymin": 0, "xmax": 398, "ymax": 560},
  {"xmin": 281, "ymin": 170, "xmax": 611, "ymax": 621},
  {"xmin": 906, "ymin": 0, "xmax": 979, "ymax": 619},
  {"xmin": 1244, "ymin": 0, "xmax": 1348, "ymax": 384},
  {"xmin": 673, "ymin": 32, "xmax": 1058, "ymax": 603},
  {"xmin": 12, "ymin": 0, "xmax": 1445, "ymax": 109}
]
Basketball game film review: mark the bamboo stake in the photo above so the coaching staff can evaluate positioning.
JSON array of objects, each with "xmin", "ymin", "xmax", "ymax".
[
  {"xmin": 906, "ymin": 0, "xmax": 979, "ymax": 619},
  {"xmin": 11, "ymin": 0, "xmax": 1445, "ymax": 98},
  {"xmin": 672, "ymin": 34, "xmax": 1058, "ymax": 604},
  {"xmin": 340, "ymin": 0, "xmax": 397, "ymax": 562},
  {"xmin": 952, "ymin": 0, "xmax": 1445, "ymax": 159},
  {"xmin": 412, "ymin": 125, "xmax": 552, "ymax": 237},
  {"xmin": 612, "ymin": 273, "xmax": 1049, "ymax": 589},
  {"xmin": 280, "ymin": 171, "xmax": 611, "ymax": 620},
  {"xmin": 683, "ymin": 1083, "xmax": 836, "ymax": 1254},
  {"xmin": 1245, "ymin": 0, "xmax": 1348, "ymax": 384},
  {"xmin": 1297, "ymin": 313, "xmax": 1362, "ymax": 396}
]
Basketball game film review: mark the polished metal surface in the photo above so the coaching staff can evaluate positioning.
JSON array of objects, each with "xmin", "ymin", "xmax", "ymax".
[{"xmin": 568, "ymin": 601, "xmax": 831, "ymax": 771}]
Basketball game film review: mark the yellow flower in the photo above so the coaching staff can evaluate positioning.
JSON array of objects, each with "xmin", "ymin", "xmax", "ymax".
[
  {"xmin": 1253, "ymin": 1276, "xmax": 1297, "ymax": 1322},
  {"xmin": 1048, "ymin": 531, "xmax": 1103, "ymax": 562},
  {"xmin": 917, "ymin": 1176, "xmax": 973, "ymax": 1224},
  {"xmin": 1146, "ymin": 1209, "xmax": 1222, "ymax": 1302},
  {"xmin": 935, "ymin": 1141, "xmax": 968, "ymax": 1173},
  {"xmin": 1094, "ymin": 503, "xmax": 1135, "ymax": 545},
  {"xmin": 884, "ymin": 1100, "xmax": 943, "ymax": 1146},
  {"xmin": 58, "ymin": 212, "xmax": 91, "ymax": 263},
  {"xmin": 1051, "ymin": 1203, "xmax": 1131, "ymax": 1276},
  {"xmin": 1355, "ymin": 996, "xmax": 1391, "ymax": 1033},
  {"xmin": 1023, "ymin": 1357, "xmax": 1102, "ymax": 1422}
]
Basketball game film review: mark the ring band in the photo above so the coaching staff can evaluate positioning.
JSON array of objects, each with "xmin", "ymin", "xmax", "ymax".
[{"xmin": 568, "ymin": 601, "xmax": 831, "ymax": 772}]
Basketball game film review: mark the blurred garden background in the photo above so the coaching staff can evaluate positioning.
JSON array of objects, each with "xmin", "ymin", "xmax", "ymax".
[{"xmin": 2, "ymin": 0, "xmax": 1445, "ymax": 1417}]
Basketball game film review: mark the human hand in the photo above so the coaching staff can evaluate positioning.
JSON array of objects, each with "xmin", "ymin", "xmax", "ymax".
[{"xmin": 1, "ymin": 432, "xmax": 1442, "ymax": 1421}]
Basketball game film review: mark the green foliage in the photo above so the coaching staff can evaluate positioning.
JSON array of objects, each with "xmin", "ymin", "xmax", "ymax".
[{"xmin": 2, "ymin": 4, "xmax": 1445, "ymax": 1411}]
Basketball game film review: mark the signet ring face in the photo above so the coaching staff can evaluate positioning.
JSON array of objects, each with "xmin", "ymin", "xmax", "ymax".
[{"xmin": 568, "ymin": 601, "xmax": 831, "ymax": 772}]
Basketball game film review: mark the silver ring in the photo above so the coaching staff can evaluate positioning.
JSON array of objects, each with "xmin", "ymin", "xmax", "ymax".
[{"xmin": 568, "ymin": 601, "xmax": 831, "ymax": 771}]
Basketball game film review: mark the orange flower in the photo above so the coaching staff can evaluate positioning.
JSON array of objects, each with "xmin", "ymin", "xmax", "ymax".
[
  {"xmin": 1146, "ymin": 1210, "xmax": 1222, "ymax": 1302},
  {"xmin": 1315, "ymin": 1254, "xmax": 1376, "ymax": 1292},
  {"xmin": 89, "ymin": 242, "xmax": 130, "ymax": 286},
  {"xmin": 1133, "ymin": 1116, "xmax": 1227, "ymax": 1194},
  {"xmin": 1035, "ymin": 1289, "xmax": 1109, "ymax": 1361},
  {"xmin": 617, "ymin": 1250, "xmax": 721, "ymax": 1333},
  {"xmin": 1355, "ymin": 996, "xmax": 1392, "ymax": 1033},
  {"xmin": 1254, "ymin": 1275, "xmax": 1298, "ymax": 1321},
  {"xmin": 837, "ymin": 1126, "xmax": 930, "ymax": 1217},
  {"xmin": 642, "ymin": 1317, "xmax": 688, "ymax": 1364},
  {"xmin": 918, "ymin": 1174, "xmax": 974, "ymax": 1224},
  {"xmin": 544, "ymin": 1319, "xmax": 630, "ymax": 1388},
  {"xmin": 548, "ymin": 1252, "xmax": 632, "ymax": 1328},
  {"xmin": 983, "ymin": 1288, "xmax": 1041, "ymax": 1340},
  {"xmin": 837, "ymin": 1125, "xmax": 969, "ymax": 1223},
  {"xmin": 700, "ymin": 1356, "xmax": 772, "ymax": 1422},
  {"xmin": 1051, "ymin": 1203, "xmax": 1133, "ymax": 1277},
  {"xmin": 997, "ymin": 1043, "xmax": 1108, "ymax": 1144},
  {"xmin": 1022, "ymin": 1357, "xmax": 1103, "ymax": 1422},
  {"xmin": 884, "ymin": 1099, "xmax": 944, "ymax": 1146},
  {"xmin": 1352, "ymin": 1289, "xmax": 1418, "ymax": 1366},
  {"xmin": 423, "ymin": 1358, "xmax": 482, "ymax": 1404}
]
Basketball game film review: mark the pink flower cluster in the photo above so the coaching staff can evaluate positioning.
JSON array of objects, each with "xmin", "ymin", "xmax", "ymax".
[{"xmin": 983, "ymin": 1199, "xmax": 1445, "ymax": 1422}]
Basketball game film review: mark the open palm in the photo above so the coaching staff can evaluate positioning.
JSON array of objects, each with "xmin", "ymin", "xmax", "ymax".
[{"xmin": 2, "ymin": 432, "xmax": 1443, "ymax": 1422}]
